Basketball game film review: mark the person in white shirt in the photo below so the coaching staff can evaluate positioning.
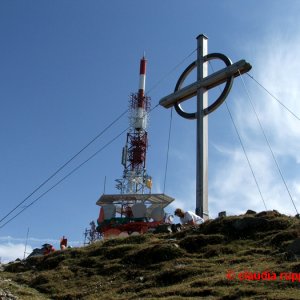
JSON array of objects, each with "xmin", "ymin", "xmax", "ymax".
[{"xmin": 174, "ymin": 208, "xmax": 204, "ymax": 225}]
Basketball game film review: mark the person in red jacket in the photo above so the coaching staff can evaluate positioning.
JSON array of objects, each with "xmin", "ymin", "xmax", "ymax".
[{"xmin": 60, "ymin": 236, "xmax": 68, "ymax": 250}]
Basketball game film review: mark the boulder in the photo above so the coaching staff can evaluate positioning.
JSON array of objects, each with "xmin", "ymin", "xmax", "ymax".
[
  {"xmin": 233, "ymin": 217, "xmax": 269, "ymax": 233},
  {"xmin": 256, "ymin": 210, "xmax": 281, "ymax": 218}
]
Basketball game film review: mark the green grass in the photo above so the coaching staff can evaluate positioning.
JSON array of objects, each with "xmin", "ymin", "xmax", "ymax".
[{"xmin": 2, "ymin": 211, "xmax": 300, "ymax": 299}]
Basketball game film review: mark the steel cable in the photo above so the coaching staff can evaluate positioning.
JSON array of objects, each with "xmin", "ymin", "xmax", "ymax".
[
  {"xmin": 0, "ymin": 48, "xmax": 199, "ymax": 228},
  {"xmin": 239, "ymin": 72, "xmax": 299, "ymax": 215}
]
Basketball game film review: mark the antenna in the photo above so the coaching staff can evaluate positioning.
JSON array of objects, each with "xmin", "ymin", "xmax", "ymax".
[
  {"xmin": 116, "ymin": 56, "xmax": 152, "ymax": 194},
  {"xmin": 103, "ymin": 176, "xmax": 107, "ymax": 194},
  {"xmin": 23, "ymin": 227, "xmax": 29, "ymax": 260},
  {"xmin": 95, "ymin": 56, "xmax": 175, "ymax": 238}
]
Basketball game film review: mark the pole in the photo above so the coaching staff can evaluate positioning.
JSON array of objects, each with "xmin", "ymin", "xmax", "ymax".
[
  {"xmin": 23, "ymin": 227, "xmax": 29, "ymax": 260},
  {"xmin": 103, "ymin": 176, "xmax": 106, "ymax": 194},
  {"xmin": 196, "ymin": 34, "xmax": 209, "ymax": 219}
]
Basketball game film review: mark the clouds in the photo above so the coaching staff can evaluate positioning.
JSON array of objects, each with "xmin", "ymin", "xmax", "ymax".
[
  {"xmin": 0, "ymin": 236, "xmax": 46, "ymax": 263},
  {"xmin": 156, "ymin": 29, "xmax": 300, "ymax": 221},
  {"xmin": 167, "ymin": 31, "xmax": 300, "ymax": 219},
  {"xmin": 252, "ymin": 36, "xmax": 300, "ymax": 148},
  {"xmin": 207, "ymin": 32, "xmax": 300, "ymax": 217},
  {"xmin": 0, "ymin": 243, "xmax": 32, "ymax": 263},
  {"xmin": 0, "ymin": 236, "xmax": 82, "ymax": 263}
]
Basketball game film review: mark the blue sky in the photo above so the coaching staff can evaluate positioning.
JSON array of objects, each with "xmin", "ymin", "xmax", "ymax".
[{"xmin": 1, "ymin": 0, "xmax": 300, "ymax": 262}]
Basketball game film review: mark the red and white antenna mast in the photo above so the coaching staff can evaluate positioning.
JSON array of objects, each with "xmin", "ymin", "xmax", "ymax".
[
  {"xmin": 96, "ymin": 56, "xmax": 175, "ymax": 231},
  {"xmin": 116, "ymin": 56, "xmax": 152, "ymax": 194}
]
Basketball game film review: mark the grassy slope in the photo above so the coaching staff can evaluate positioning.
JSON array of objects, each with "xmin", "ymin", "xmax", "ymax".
[{"xmin": 2, "ymin": 211, "xmax": 300, "ymax": 300}]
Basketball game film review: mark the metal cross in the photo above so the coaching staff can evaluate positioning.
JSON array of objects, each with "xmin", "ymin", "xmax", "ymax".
[{"xmin": 159, "ymin": 34, "xmax": 252, "ymax": 219}]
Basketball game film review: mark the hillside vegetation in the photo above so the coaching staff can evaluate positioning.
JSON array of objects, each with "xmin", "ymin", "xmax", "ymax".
[{"xmin": 1, "ymin": 210, "xmax": 300, "ymax": 299}]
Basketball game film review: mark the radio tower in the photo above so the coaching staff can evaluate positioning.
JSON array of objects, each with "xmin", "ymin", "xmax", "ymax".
[
  {"xmin": 96, "ymin": 56, "xmax": 174, "ymax": 232},
  {"xmin": 116, "ymin": 56, "xmax": 152, "ymax": 194}
]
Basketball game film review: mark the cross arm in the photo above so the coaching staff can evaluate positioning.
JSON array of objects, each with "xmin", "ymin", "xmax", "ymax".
[{"xmin": 159, "ymin": 59, "xmax": 252, "ymax": 109}]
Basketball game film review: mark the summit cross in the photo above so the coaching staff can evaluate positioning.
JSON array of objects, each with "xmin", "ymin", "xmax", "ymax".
[{"xmin": 159, "ymin": 34, "xmax": 252, "ymax": 219}]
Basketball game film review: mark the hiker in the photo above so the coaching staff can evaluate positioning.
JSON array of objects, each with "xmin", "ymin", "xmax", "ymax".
[
  {"xmin": 43, "ymin": 244, "xmax": 55, "ymax": 255},
  {"xmin": 174, "ymin": 208, "xmax": 204, "ymax": 225},
  {"xmin": 60, "ymin": 236, "xmax": 68, "ymax": 250}
]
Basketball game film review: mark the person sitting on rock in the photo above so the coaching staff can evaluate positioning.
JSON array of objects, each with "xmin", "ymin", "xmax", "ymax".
[
  {"xmin": 43, "ymin": 244, "xmax": 55, "ymax": 255},
  {"xmin": 174, "ymin": 208, "xmax": 204, "ymax": 225}
]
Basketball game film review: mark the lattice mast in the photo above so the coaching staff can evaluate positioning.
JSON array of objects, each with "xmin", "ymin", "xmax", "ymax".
[{"xmin": 116, "ymin": 56, "xmax": 152, "ymax": 194}]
